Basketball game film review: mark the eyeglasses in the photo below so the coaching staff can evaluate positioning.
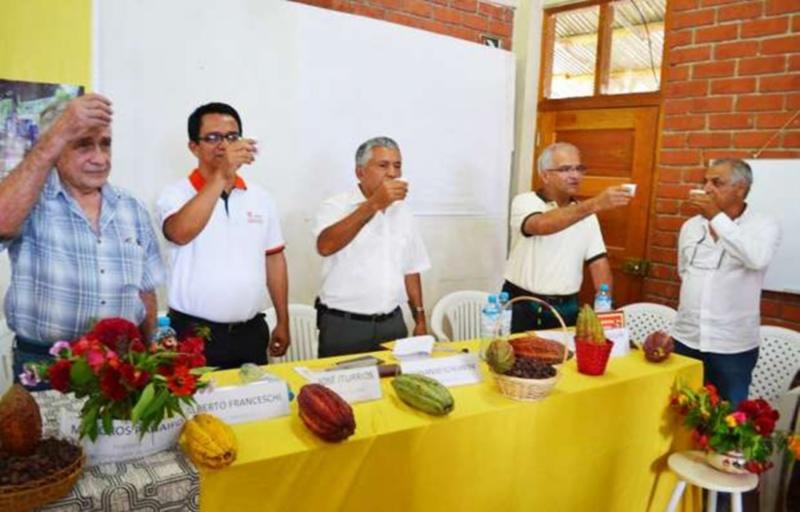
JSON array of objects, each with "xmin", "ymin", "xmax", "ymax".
[
  {"xmin": 196, "ymin": 132, "xmax": 241, "ymax": 144},
  {"xmin": 685, "ymin": 230, "xmax": 726, "ymax": 270},
  {"xmin": 545, "ymin": 165, "xmax": 588, "ymax": 175}
]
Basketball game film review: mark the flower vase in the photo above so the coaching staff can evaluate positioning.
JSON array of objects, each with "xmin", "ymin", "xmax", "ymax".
[
  {"xmin": 574, "ymin": 339, "xmax": 614, "ymax": 376},
  {"xmin": 706, "ymin": 450, "xmax": 749, "ymax": 474}
]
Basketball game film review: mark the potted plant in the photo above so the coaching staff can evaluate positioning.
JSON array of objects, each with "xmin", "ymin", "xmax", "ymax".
[
  {"xmin": 574, "ymin": 304, "xmax": 613, "ymax": 376},
  {"xmin": 670, "ymin": 382, "xmax": 800, "ymax": 474},
  {"xmin": 20, "ymin": 317, "xmax": 213, "ymax": 464}
]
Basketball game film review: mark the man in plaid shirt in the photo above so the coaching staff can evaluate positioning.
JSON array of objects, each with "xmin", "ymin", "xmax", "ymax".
[{"xmin": 0, "ymin": 94, "xmax": 164, "ymax": 385}]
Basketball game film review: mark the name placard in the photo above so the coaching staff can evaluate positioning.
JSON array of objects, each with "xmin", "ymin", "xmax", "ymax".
[
  {"xmin": 188, "ymin": 379, "xmax": 291, "ymax": 424},
  {"xmin": 393, "ymin": 335, "xmax": 435, "ymax": 359},
  {"xmin": 296, "ymin": 365, "xmax": 383, "ymax": 403},
  {"xmin": 400, "ymin": 353, "xmax": 482, "ymax": 387}
]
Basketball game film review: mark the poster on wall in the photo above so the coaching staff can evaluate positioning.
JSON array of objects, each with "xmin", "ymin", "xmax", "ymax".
[{"xmin": 0, "ymin": 79, "xmax": 83, "ymax": 180}]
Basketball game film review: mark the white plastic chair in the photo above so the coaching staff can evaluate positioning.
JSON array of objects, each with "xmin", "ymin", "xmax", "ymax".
[
  {"xmin": 430, "ymin": 291, "xmax": 489, "ymax": 342},
  {"xmin": 619, "ymin": 302, "xmax": 677, "ymax": 343},
  {"xmin": 265, "ymin": 304, "xmax": 318, "ymax": 363},
  {"xmin": 666, "ymin": 451, "xmax": 758, "ymax": 512}
]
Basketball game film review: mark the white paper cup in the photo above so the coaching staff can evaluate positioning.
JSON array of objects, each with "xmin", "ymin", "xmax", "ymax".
[
  {"xmin": 621, "ymin": 183, "xmax": 637, "ymax": 196},
  {"xmin": 689, "ymin": 189, "xmax": 707, "ymax": 196}
]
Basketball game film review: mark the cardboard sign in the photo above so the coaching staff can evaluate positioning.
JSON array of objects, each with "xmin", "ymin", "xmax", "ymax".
[
  {"xmin": 188, "ymin": 379, "xmax": 291, "ymax": 424},
  {"xmin": 597, "ymin": 311, "xmax": 625, "ymax": 330},
  {"xmin": 295, "ymin": 365, "xmax": 383, "ymax": 403},
  {"xmin": 393, "ymin": 335, "xmax": 435, "ymax": 359},
  {"xmin": 605, "ymin": 327, "xmax": 631, "ymax": 358},
  {"xmin": 400, "ymin": 353, "xmax": 482, "ymax": 387}
]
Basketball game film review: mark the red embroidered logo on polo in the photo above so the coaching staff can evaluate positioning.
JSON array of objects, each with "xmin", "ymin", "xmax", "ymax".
[{"xmin": 246, "ymin": 211, "xmax": 264, "ymax": 224}]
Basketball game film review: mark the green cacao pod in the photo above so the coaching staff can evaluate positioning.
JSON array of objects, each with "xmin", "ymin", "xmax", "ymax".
[
  {"xmin": 486, "ymin": 339, "xmax": 515, "ymax": 373},
  {"xmin": 297, "ymin": 383, "xmax": 356, "ymax": 442},
  {"xmin": 392, "ymin": 374, "xmax": 454, "ymax": 416}
]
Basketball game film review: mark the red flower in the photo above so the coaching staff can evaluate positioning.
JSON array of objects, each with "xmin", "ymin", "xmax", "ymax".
[
  {"xmin": 48, "ymin": 360, "xmax": 72, "ymax": 392},
  {"xmin": 99, "ymin": 368, "xmax": 128, "ymax": 401},
  {"xmin": 176, "ymin": 336, "xmax": 207, "ymax": 368},
  {"xmin": 691, "ymin": 428, "xmax": 709, "ymax": 449},
  {"xmin": 167, "ymin": 366, "xmax": 197, "ymax": 396},
  {"xmin": 119, "ymin": 363, "xmax": 150, "ymax": 389},
  {"xmin": 704, "ymin": 384, "xmax": 720, "ymax": 406},
  {"xmin": 86, "ymin": 346, "xmax": 109, "ymax": 374},
  {"xmin": 90, "ymin": 318, "xmax": 142, "ymax": 352}
]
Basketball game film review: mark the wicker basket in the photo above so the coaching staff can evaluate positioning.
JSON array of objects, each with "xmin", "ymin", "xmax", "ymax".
[
  {"xmin": 0, "ymin": 450, "xmax": 85, "ymax": 512},
  {"xmin": 490, "ymin": 296, "xmax": 568, "ymax": 401}
]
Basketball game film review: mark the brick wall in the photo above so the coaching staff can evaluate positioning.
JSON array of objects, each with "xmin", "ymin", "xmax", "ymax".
[
  {"xmin": 292, "ymin": 0, "xmax": 514, "ymax": 50},
  {"xmin": 647, "ymin": 0, "xmax": 800, "ymax": 329}
]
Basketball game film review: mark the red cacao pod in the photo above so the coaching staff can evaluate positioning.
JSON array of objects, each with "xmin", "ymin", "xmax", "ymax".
[
  {"xmin": 509, "ymin": 336, "xmax": 565, "ymax": 364},
  {"xmin": 0, "ymin": 384, "xmax": 43, "ymax": 455},
  {"xmin": 643, "ymin": 331, "xmax": 674, "ymax": 363},
  {"xmin": 297, "ymin": 383, "xmax": 356, "ymax": 442}
]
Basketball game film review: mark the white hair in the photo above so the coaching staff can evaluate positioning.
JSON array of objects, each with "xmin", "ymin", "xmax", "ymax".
[
  {"xmin": 537, "ymin": 142, "xmax": 580, "ymax": 175},
  {"xmin": 355, "ymin": 136, "xmax": 400, "ymax": 167}
]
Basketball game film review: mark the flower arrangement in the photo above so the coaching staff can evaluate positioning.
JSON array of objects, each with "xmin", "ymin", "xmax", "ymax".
[
  {"xmin": 671, "ymin": 382, "xmax": 800, "ymax": 473},
  {"xmin": 21, "ymin": 318, "xmax": 213, "ymax": 441}
]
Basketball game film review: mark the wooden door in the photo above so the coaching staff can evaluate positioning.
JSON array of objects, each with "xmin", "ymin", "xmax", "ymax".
[{"xmin": 534, "ymin": 106, "xmax": 658, "ymax": 307}]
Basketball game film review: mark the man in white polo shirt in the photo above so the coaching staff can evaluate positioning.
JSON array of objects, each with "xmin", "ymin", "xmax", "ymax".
[
  {"xmin": 157, "ymin": 103, "xmax": 290, "ymax": 369},
  {"xmin": 503, "ymin": 142, "xmax": 631, "ymax": 331},
  {"xmin": 314, "ymin": 136, "xmax": 430, "ymax": 357}
]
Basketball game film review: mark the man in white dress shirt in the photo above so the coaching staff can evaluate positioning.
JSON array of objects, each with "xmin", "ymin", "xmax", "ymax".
[
  {"xmin": 672, "ymin": 158, "xmax": 781, "ymax": 406},
  {"xmin": 313, "ymin": 136, "xmax": 430, "ymax": 357}
]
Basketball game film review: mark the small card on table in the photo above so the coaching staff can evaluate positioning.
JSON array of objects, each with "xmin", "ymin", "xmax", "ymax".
[
  {"xmin": 399, "ymin": 353, "xmax": 482, "ymax": 387},
  {"xmin": 295, "ymin": 365, "xmax": 383, "ymax": 403}
]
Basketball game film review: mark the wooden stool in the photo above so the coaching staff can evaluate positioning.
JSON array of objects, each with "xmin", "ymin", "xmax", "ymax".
[{"xmin": 666, "ymin": 451, "xmax": 758, "ymax": 512}]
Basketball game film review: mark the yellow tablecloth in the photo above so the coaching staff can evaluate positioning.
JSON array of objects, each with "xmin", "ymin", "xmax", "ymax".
[{"xmin": 200, "ymin": 342, "xmax": 702, "ymax": 511}]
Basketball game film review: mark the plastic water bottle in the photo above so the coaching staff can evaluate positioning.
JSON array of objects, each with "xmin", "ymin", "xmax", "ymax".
[
  {"xmin": 152, "ymin": 315, "xmax": 178, "ymax": 348},
  {"xmin": 594, "ymin": 284, "xmax": 613, "ymax": 313},
  {"xmin": 498, "ymin": 291, "xmax": 512, "ymax": 336},
  {"xmin": 480, "ymin": 294, "xmax": 501, "ymax": 339}
]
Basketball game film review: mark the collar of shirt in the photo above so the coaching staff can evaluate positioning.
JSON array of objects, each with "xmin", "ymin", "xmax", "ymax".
[{"xmin": 188, "ymin": 168, "xmax": 247, "ymax": 192}]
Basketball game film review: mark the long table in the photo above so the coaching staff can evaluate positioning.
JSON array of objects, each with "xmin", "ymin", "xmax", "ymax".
[{"xmin": 39, "ymin": 342, "xmax": 702, "ymax": 511}]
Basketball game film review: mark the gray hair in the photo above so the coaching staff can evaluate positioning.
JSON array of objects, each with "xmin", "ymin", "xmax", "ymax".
[
  {"xmin": 712, "ymin": 158, "xmax": 753, "ymax": 189},
  {"xmin": 537, "ymin": 142, "xmax": 580, "ymax": 175},
  {"xmin": 355, "ymin": 136, "xmax": 400, "ymax": 167},
  {"xmin": 38, "ymin": 98, "xmax": 70, "ymax": 135}
]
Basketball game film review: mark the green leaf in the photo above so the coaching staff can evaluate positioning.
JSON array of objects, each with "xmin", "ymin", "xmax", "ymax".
[
  {"xmin": 189, "ymin": 366, "xmax": 216, "ymax": 375},
  {"xmin": 102, "ymin": 408, "xmax": 113, "ymax": 435},
  {"xmin": 131, "ymin": 383, "xmax": 155, "ymax": 424},
  {"xmin": 81, "ymin": 406, "xmax": 99, "ymax": 441},
  {"xmin": 70, "ymin": 358, "xmax": 94, "ymax": 389}
]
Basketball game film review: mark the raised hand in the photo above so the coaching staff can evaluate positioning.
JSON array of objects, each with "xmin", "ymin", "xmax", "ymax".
[
  {"xmin": 688, "ymin": 192, "xmax": 721, "ymax": 220},
  {"xmin": 593, "ymin": 185, "xmax": 632, "ymax": 212},
  {"xmin": 51, "ymin": 93, "xmax": 113, "ymax": 140},
  {"xmin": 368, "ymin": 179, "xmax": 408, "ymax": 211},
  {"xmin": 222, "ymin": 138, "xmax": 258, "ymax": 175}
]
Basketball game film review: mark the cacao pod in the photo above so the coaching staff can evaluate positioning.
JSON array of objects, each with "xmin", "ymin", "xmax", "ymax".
[
  {"xmin": 298, "ymin": 384, "xmax": 356, "ymax": 442},
  {"xmin": 392, "ymin": 374, "xmax": 454, "ymax": 416},
  {"xmin": 643, "ymin": 331, "xmax": 674, "ymax": 363},
  {"xmin": 509, "ymin": 336, "xmax": 566, "ymax": 365},
  {"xmin": 486, "ymin": 339, "xmax": 515, "ymax": 374},
  {"xmin": 179, "ymin": 413, "xmax": 237, "ymax": 469},
  {"xmin": 0, "ymin": 384, "xmax": 42, "ymax": 456}
]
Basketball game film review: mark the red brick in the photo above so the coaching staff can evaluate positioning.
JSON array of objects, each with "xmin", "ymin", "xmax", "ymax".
[
  {"xmin": 766, "ymin": 0, "xmax": 799, "ymax": 15},
  {"xmin": 788, "ymin": 93, "xmax": 800, "ymax": 109},
  {"xmin": 664, "ymin": 115, "xmax": 707, "ymax": 130},
  {"xmin": 740, "ymin": 17, "xmax": 789, "ymax": 38},
  {"xmin": 704, "ymin": 149, "xmax": 752, "ymax": 160},
  {"xmin": 783, "ymin": 303, "xmax": 800, "ymax": 322},
  {"xmin": 710, "ymin": 77, "xmax": 756, "ymax": 94},
  {"xmin": 761, "ymin": 299, "xmax": 781, "ymax": 318},
  {"xmin": 651, "ymin": 247, "xmax": 678, "ymax": 265},
  {"xmin": 683, "ymin": 167, "xmax": 707, "ymax": 182},
  {"xmin": 736, "ymin": 94, "xmax": 785, "ymax": 112},
  {"xmin": 733, "ymin": 131, "xmax": 775, "ymax": 148},
  {"xmin": 790, "ymin": 55, "xmax": 800, "ymax": 71},
  {"xmin": 693, "ymin": 96, "xmax": 734, "ymax": 113},
  {"xmin": 784, "ymin": 132, "xmax": 800, "ymax": 147},
  {"xmin": 738, "ymin": 56, "xmax": 786, "ymax": 75},
  {"xmin": 651, "ymin": 231, "xmax": 678, "ymax": 247},
  {"xmin": 659, "ymin": 167, "xmax": 684, "ymax": 182},
  {"xmin": 756, "ymin": 112, "xmax": 800, "ymax": 129},
  {"xmin": 714, "ymin": 41, "xmax": 759, "ymax": 59},
  {"xmin": 487, "ymin": 19, "xmax": 511, "ymax": 38},
  {"xmin": 402, "ymin": 0, "xmax": 433, "ymax": 18},
  {"xmin": 696, "ymin": 24, "xmax": 739, "ymax": 43},
  {"xmin": 687, "ymin": 132, "xmax": 732, "ymax": 147},
  {"xmin": 661, "ymin": 134, "xmax": 687, "ymax": 148},
  {"xmin": 666, "ymin": 80, "xmax": 708, "ymax": 98},
  {"xmin": 762, "ymin": 35, "xmax": 800, "ymax": 54},
  {"xmin": 759, "ymin": 74, "xmax": 800, "ymax": 93},
  {"xmin": 702, "ymin": 0, "xmax": 740, "ymax": 5},
  {"xmin": 671, "ymin": 0, "xmax": 699, "ymax": 11},
  {"xmin": 672, "ymin": 9, "xmax": 716, "ymax": 30},
  {"xmin": 477, "ymin": 2, "xmax": 506, "ymax": 19},
  {"xmin": 757, "ymin": 149, "xmax": 800, "ymax": 157},
  {"xmin": 664, "ymin": 99, "xmax": 693, "ymax": 115},
  {"xmin": 718, "ymin": 1, "xmax": 762, "ymax": 21},
  {"xmin": 670, "ymin": 46, "xmax": 711, "ymax": 64},
  {"xmin": 353, "ymin": 4, "xmax": 385, "ymax": 18},
  {"xmin": 709, "ymin": 113, "xmax": 754, "ymax": 129},
  {"xmin": 649, "ymin": 264, "xmax": 678, "ymax": 280},
  {"xmin": 656, "ymin": 199, "xmax": 680, "ymax": 214},
  {"xmin": 668, "ymin": 30, "xmax": 694, "ymax": 49},
  {"xmin": 661, "ymin": 150, "xmax": 701, "ymax": 166},
  {"xmin": 372, "ymin": 0, "xmax": 404, "ymax": 9},
  {"xmin": 462, "ymin": 12, "xmax": 488, "ymax": 30},
  {"xmin": 655, "ymin": 216, "xmax": 687, "ymax": 232},
  {"xmin": 666, "ymin": 65, "xmax": 691, "ymax": 82},
  {"xmin": 680, "ymin": 202, "xmax": 701, "ymax": 216},
  {"xmin": 693, "ymin": 60, "xmax": 736, "ymax": 79},
  {"xmin": 794, "ymin": 15, "xmax": 800, "ymax": 32},
  {"xmin": 451, "ymin": 0, "xmax": 477, "ymax": 13},
  {"xmin": 432, "ymin": 5, "xmax": 461, "ymax": 23}
]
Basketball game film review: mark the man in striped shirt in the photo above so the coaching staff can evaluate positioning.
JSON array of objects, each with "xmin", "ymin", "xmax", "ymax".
[{"xmin": 0, "ymin": 94, "xmax": 164, "ymax": 385}]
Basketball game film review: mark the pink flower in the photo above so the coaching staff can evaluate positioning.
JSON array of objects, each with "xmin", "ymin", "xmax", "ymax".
[
  {"xmin": 49, "ymin": 340, "xmax": 72, "ymax": 357},
  {"xmin": 85, "ymin": 346, "xmax": 108, "ymax": 374},
  {"xmin": 19, "ymin": 364, "xmax": 41, "ymax": 387}
]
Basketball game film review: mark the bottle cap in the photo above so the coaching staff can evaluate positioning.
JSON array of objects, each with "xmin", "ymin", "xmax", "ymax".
[
  {"xmin": 499, "ymin": 291, "xmax": 509, "ymax": 301},
  {"xmin": 157, "ymin": 316, "xmax": 170, "ymax": 327},
  {"xmin": 600, "ymin": 284, "xmax": 609, "ymax": 292},
  {"xmin": 489, "ymin": 294, "xmax": 498, "ymax": 303}
]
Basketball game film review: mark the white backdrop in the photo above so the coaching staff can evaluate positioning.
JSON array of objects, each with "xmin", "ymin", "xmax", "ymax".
[{"xmin": 0, "ymin": 0, "xmax": 515, "ymax": 326}]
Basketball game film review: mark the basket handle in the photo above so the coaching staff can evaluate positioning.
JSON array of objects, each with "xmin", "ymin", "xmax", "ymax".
[{"xmin": 496, "ymin": 295, "xmax": 570, "ymax": 365}]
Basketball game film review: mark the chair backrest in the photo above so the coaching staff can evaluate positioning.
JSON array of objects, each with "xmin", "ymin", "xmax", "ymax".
[
  {"xmin": 265, "ymin": 304, "xmax": 319, "ymax": 363},
  {"xmin": 619, "ymin": 302, "xmax": 677, "ymax": 344},
  {"xmin": 430, "ymin": 291, "xmax": 490, "ymax": 342},
  {"xmin": 749, "ymin": 325, "xmax": 800, "ymax": 403}
]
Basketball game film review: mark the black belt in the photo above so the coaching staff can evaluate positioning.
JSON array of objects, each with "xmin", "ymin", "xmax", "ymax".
[
  {"xmin": 169, "ymin": 309, "xmax": 265, "ymax": 332},
  {"xmin": 14, "ymin": 336, "xmax": 53, "ymax": 355},
  {"xmin": 502, "ymin": 280, "xmax": 578, "ymax": 306},
  {"xmin": 315, "ymin": 299, "xmax": 400, "ymax": 322}
]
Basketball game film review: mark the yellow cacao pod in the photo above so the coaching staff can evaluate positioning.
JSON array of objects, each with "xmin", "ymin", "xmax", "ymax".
[{"xmin": 179, "ymin": 413, "xmax": 237, "ymax": 469}]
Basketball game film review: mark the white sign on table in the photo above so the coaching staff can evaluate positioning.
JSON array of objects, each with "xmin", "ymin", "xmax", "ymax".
[
  {"xmin": 400, "ymin": 353, "xmax": 482, "ymax": 387},
  {"xmin": 188, "ymin": 379, "xmax": 291, "ymax": 424},
  {"xmin": 295, "ymin": 365, "xmax": 383, "ymax": 403},
  {"xmin": 393, "ymin": 335, "xmax": 435, "ymax": 359}
]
